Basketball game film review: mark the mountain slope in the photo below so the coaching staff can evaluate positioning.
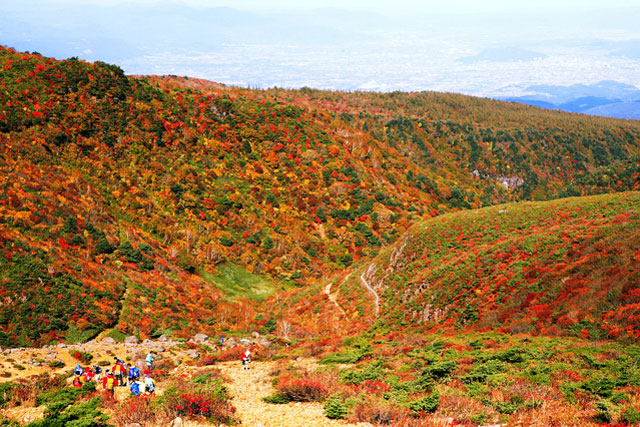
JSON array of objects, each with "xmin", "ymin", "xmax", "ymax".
[
  {"xmin": 1, "ymin": 46, "xmax": 640, "ymax": 344},
  {"xmin": 288, "ymin": 192, "xmax": 639, "ymax": 340}
]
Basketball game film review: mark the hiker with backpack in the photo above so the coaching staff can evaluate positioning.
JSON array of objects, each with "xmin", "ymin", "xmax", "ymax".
[
  {"xmin": 144, "ymin": 374, "xmax": 155, "ymax": 395},
  {"xmin": 92, "ymin": 365, "xmax": 103, "ymax": 381},
  {"xmin": 241, "ymin": 349, "xmax": 251, "ymax": 370},
  {"xmin": 130, "ymin": 379, "xmax": 142, "ymax": 396},
  {"xmin": 128, "ymin": 363, "xmax": 140, "ymax": 386},
  {"xmin": 73, "ymin": 364, "xmax": 83, "ymax": 376},
  {"xmin": 72, "ymin": 374, "xmax": 83, "ymax": 388},
  {"xmin": 145, "ymin": 352, "xmax": 154, "ymax": 371},
  {"xmin": 102, "ymin": 369, "xmax": 116, "ymax": 398},
  {"xmin": 112, "ymin": 357, "xmax": 126, "ymax": 386}
]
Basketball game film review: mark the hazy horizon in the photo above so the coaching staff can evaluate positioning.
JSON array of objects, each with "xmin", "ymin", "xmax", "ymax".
[{"xmin": 2, "ymin": 0, "xmax": 640, "ymax": 104}]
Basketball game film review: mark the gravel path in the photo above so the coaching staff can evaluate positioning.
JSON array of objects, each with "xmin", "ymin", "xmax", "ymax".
[{"xmin": 217, "ymin": 360, "xmax": 370, "ymax": 427}]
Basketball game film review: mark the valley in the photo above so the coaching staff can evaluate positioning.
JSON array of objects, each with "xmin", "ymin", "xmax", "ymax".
[{"xmin": 0, "ymin": 46, "xmax": 639, "ymax": 425}]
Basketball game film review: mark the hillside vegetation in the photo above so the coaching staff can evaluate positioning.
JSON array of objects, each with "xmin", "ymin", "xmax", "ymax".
[
  {"xmin": 281, "ymin": 192, "xmax": 640, "ymax": 341},
  {"xmin": 1, "ymin": 46, "xmax": 639, "ymax": 347}
]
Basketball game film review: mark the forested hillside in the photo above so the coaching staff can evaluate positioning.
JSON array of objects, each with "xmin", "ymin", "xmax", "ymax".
[{"xmin": 1, "ymin": 46, "xmax": 639, "ymax": 346}]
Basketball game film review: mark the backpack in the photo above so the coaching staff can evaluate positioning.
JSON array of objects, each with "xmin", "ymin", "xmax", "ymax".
[
  {"xmin": 93, "ymin": 366, "xmax": 102, "ymax": 374},
  {"xmin": 145, "ymin": 379, "xmax": 155, "ymax": 393},
  {"xmin": 130, "ymin": 382, "xmax": 140, "ymax": 396},
  {"xmin": 128, "ymin": 367, "xmax": 136, "ymax": 378},
  {"xmin": 74, "ymin": 366, "xmax": 83, "ymax": 376},
  {"xmin": 105, "ymin": 376, "xmax": 115, "ymax": 390}
]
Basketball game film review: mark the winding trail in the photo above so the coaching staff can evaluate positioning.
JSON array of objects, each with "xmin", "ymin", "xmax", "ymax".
[
  {"xmin": 360, "ymin": 266, "xmax": 379, "ymax": 316},
  {"xmin": 217, "ymin": 360, "xmax": 368, "ymax": 427},
  {"xmin": 324, "ymin": 273, "xmax": 349, "ymax": 317}
]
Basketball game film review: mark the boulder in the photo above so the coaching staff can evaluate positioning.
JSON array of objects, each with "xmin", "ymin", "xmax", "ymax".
[
  {"xmin": 186, "ymin": 350, "xmax": 200, "ymax": 359},
  {"xmin": 170, "ymin": 417, "xmax": 183, "ymax": 427},
  {"xmin": 259, "ymin": 338, "xmax": 273, "ymax": 348},
  {"xmin": 56, "ymin": 343, "xmax": 67, "ymax": 348},
  {"xmin": 158, "ymin": 335, "xmax": 168, "ymax": 342},
  {"xmin": 193, "ymin": 333, "xmax": 208, "ymax": 343},
  {"xmin": 225, "ymin": 337, "xmax": 237, "ymax": 346},
  {"xmin": 102, "ymin": 337, "xmax": 116, "ymax": 344},
  {"xmin": 124, "ymin": 336, "xmax": 138, "ymax": 344},
  {"xmin": 251, "ymin": 331, "xmax": 260, "ymax": 339}
]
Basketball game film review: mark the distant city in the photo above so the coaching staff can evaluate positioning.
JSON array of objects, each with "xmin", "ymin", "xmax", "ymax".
[{"xmin": 2, "ymin": 2, "xmax": 640, "ymax": 118}]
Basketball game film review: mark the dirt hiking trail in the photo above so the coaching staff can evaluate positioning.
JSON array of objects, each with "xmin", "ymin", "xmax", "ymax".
[{"xmin": 218, "ymin": 360, "xmax": 370, "ymax": 427}]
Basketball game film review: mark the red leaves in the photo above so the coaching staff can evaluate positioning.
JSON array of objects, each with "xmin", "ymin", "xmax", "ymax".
[{"xmin": 58, "ymin": 237, "xmax": 69, "ymax": 250}]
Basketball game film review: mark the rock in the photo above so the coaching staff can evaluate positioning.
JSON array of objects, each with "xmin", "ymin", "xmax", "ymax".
[
  {"xmin": 143, "ymin": 339, "xmax": 151, "ymax": 345},
  {"xmin": 124, "ymin": 336, "xmax": 138, "ymax": 344},
  {"xmin": 170, "ymin": 417, "xmax": 183, "ymax": 427},
  {"xmin": 158, "ymin": 335, "xmax": 168, "ymax": 342},
  {"xmin": 251, "ymin": 331, "xmax": 260, "ymax": 339},
  {"xmin": 225, "ymin": 337, "xmax": 237, "ymax": 346},
  {"xmin": 186, "ymin": 350, "xmax": 200, "ymax": 359},
  {"xmin": 259, "ymin": 338, "xmax": 273, "ymax": 348},
  {"xmin": 102, "ymin": 337, "xmax": 116, "ymax": 344},
  {"xmin": 57, "ymin": 343, "xmax": 66, "ymax": 348},
  {"xmin": 193, "ymin": 333, "xmax": 208, "ymax": 343}
]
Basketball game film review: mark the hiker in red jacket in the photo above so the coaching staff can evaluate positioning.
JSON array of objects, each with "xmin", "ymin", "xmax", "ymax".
[
  {"xmin": 112, "ymin": 357, "xmax": 126, "ymax": 386},
  {"xmin": 102, "ymin": 369, "xmax": 116, "ymax": 398}
]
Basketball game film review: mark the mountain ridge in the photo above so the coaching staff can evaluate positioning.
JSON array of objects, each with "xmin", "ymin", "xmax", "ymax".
[{"xmin": 1, "ymin": 46, "xmax": 639, "ymax": 346}]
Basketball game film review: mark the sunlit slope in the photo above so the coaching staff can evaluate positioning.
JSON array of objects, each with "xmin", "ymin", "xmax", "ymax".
[{"xmin": 303, "ymin": 192, "xmax": 640, "ymax": 340}]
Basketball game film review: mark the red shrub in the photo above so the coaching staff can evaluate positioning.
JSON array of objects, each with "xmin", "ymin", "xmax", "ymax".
[
  {"xmin": 216, "ymin": 346, "xmax": 247, "ymax": 362},
  {"xmin": 170, "ymin": 392, "xmax": 236, "ymax": 424}
]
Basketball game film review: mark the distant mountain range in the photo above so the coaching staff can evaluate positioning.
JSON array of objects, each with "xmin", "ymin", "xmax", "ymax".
[{"xmin": 500, "ymin": 80, "xmax": 640, "ymax": 120}]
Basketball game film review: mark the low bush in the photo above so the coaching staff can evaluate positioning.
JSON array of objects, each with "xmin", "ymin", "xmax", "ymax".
[
  {"xmin": 216, "ymin": 346, "xmax": 247, "ymax": 362},
  {"xmin": 70, "ymin": 351, "xmax": 93, "ymax": 365},
  {"xmin": 262, "ymin": 393, "xmax": 290, "ymax": 404},
  {"xmin": 350, "ymin": 400, "xmax": 407, "ymax": 425},
  {"xmin": 28, "ymin": 397, "xmax": 108, "ymax": 427},
  {"xmin": 277, "ymin": 378, "xmax": 329, "ymax": 402},
  {"xmin": 620, "ymin": 405, "xmax": 640, "ymax": 425},
  {"xmin": 407, "ymin": 392, "xmax": 440, "ymax": 416},
  {"xmin": 324, "ymin": 395, "xmax": 348, "ymax": 419}
]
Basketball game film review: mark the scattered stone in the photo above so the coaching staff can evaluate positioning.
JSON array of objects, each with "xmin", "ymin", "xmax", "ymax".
[
  {"xmin": 259, "ymin": 338, "xmax": 273, "ymax": 348},
  {"xmin": 193, "ymin": 333, "xmax": 208, "ymax": 343},
  {"xmin": 102, "ymin": 337, "xmax": 116, "ymax": 344},
  {"xmin": 186, "ymin": 350, "xmax": 200, "ymax": 359},
  {"xmin": 124, "ymin": 336, "xmax": 138, "ymax": 344},
  {"xmin": 169, "ymin": 416, "xmax": 183, "ymax": 427},
  {"xmin": 57, "ymin": 343, "xmax": 66, "ymax": 348}
]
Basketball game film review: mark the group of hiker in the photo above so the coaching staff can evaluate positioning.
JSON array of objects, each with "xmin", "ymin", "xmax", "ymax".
[{"xmin": 71, "ymin": 352, "xmax": 156, "ymax": 399}]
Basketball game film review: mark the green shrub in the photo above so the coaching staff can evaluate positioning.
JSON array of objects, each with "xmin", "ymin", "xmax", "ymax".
[
  {"xmin": 0, "ymin": 383, "xmax": 15, "ymax": 408},
  {"xmin": 581, "ymin": 376, "xmax": 615, "ymax": 398},
  {"xmin": 324, "ymin": 395, "xmax": 348, "ymax": 419},
  {"xmin": 594, "ymin": 399, "xmax": 612, "ymax": 423},
  {"xmin": 27, "ymin": 397, "xmax": 108, "ymax": 427},
  {"xmin": 408, "ymin": 392, "xmax": 439, "ymax": 416},
  {"xmin": 262, "ymin": 393, "xmax": 291, "ymax": 404},
  {"xmin": 620, "ymin": 405, "xmax": 640, "ymax": 425},
  {"xmin": 320, "ymin": 348, "xmax": 369, "ymax": 364},
  {"xmin": 424, "ymin": 360, "xmax": 457, "ymax": 380}
]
